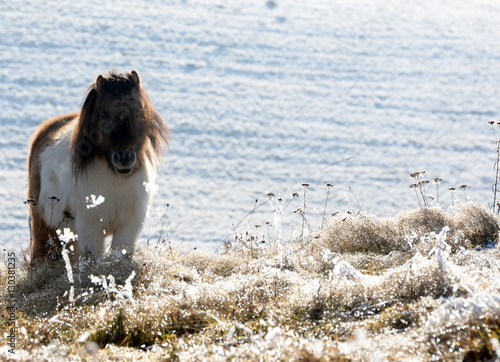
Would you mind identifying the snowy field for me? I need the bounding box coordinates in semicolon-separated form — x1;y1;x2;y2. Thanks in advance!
1;0;499;253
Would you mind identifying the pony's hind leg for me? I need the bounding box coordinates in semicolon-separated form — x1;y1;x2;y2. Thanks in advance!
30;207;59;264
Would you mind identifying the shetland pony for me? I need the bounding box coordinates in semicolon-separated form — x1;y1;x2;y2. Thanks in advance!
27;70;168;263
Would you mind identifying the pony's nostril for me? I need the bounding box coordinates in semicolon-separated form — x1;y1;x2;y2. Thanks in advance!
112;151;122;163
125;150;136;163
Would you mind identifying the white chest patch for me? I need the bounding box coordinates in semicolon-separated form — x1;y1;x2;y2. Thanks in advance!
37;124;157;256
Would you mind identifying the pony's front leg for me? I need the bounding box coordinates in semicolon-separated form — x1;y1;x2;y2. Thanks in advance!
110;218;143;256
75;216;106;258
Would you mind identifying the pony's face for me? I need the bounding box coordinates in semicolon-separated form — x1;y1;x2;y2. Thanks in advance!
73;70;167;176
94;71;147;175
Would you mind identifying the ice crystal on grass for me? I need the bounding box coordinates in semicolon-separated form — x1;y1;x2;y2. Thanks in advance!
90;271;136;301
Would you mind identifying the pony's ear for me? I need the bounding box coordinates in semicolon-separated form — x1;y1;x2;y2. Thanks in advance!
95;75;106;91
128;70;141;86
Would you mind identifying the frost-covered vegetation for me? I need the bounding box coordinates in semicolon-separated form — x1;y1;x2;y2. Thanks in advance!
1;202;499;361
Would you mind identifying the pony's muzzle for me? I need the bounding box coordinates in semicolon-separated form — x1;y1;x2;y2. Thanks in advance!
112;149;136;174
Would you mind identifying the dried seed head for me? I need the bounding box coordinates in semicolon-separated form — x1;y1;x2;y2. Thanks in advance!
267;192;275;197
410;184;418;189
489;119;495;125
433;177;443;184
293;207;303;214
418;180;430;186
459;184;469;189
410;172;421;179
449;187;456;191
292;193;299;198
301;183;310;188
326;183;334;188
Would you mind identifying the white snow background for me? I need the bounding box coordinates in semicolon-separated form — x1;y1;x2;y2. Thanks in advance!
1;0;499;253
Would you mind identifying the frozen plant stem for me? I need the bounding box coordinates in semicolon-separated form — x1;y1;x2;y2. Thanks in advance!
62;244;74;303
266;221;272;244
419;181;430;207
449;187;456;208
349;186;362;211
48;195;60;227
254;225;261;243
410;184;421;208
410;171;429;208
244;199;259;232
322;183;334;229
433;178;442;205
459;184;470;202
301;183;309;241
270;195;283;244
490;120;500;213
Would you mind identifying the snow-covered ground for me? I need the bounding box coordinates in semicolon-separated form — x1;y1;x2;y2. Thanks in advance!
1;0;499;253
